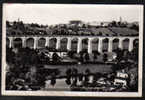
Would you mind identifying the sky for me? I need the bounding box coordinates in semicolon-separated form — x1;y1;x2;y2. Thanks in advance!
4;4;143;25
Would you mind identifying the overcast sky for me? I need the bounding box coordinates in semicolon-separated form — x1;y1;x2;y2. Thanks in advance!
4;4;143;25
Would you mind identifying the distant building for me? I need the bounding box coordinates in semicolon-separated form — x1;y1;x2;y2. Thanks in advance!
101;22;110;27
114;70;128;86
69;20;84;27
87;21;101;27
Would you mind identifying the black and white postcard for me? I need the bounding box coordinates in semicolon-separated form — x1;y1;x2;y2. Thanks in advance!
1;4;143;97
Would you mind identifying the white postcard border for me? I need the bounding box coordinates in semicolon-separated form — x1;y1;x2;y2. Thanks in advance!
1;4;144;97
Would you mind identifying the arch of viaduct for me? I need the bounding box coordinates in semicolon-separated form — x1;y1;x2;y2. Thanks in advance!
7;36;139;53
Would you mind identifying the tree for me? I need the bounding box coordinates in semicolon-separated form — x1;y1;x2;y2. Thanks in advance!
130;46;138;62
115;48;124;62
6;21;11;27
84;53;90;62
130;24;139;31
128;67;138;91
18;21;25;32
79;51;84;63
52;52;61;63
6;47;15;64
68;51;75;58
103;53;108;62
98;32;102;36
50;72;56;86
111;21;117;27
93;51;100;62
